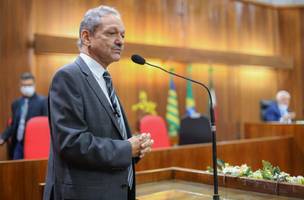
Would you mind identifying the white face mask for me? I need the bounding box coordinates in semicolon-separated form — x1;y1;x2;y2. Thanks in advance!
20;86;35;97
278;104;288;111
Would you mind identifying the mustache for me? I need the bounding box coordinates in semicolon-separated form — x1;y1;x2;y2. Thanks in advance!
112;44;123;50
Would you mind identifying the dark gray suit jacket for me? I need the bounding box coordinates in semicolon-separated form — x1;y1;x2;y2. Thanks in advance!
44;57;135;200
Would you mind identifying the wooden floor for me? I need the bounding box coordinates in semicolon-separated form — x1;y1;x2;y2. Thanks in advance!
137;180;303;200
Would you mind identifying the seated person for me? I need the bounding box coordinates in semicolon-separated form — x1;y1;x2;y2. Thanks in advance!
263;90;295;123
0;72;47;159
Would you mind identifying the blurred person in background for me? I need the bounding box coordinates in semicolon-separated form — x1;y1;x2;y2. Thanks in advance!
263;90;295;123
0;72;47;159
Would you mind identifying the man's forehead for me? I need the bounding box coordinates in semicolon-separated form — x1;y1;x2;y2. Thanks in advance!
21;79;34;84
99;15;125;30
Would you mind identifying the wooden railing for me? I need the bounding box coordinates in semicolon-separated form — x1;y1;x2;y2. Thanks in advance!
0;136;295;200
244;122;304;175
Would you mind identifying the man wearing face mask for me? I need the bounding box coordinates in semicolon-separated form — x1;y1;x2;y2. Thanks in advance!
263;90;296;123
0;72;47;159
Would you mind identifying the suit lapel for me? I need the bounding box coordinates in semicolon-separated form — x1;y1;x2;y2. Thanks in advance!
75;57;124;139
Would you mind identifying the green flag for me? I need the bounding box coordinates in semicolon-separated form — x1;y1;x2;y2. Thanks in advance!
166;70;180;136
186;64;196;116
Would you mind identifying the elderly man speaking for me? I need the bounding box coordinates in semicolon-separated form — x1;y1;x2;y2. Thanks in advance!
44;6;153;200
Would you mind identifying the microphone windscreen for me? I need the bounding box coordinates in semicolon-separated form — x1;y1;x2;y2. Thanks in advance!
131;54;146;65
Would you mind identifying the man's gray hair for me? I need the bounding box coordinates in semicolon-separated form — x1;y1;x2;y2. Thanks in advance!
276;90;290;101
77;5;120;48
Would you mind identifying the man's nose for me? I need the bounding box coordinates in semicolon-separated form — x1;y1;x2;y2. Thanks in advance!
115;35;124;46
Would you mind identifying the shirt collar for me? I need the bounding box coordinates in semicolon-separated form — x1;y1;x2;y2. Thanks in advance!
80;53;106;79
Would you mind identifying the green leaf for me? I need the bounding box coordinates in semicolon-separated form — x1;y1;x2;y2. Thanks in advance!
243;167;252;177
272;166;281;176
262;160;273;171
262;170;273;180
206;166;213;173
217;159;225;170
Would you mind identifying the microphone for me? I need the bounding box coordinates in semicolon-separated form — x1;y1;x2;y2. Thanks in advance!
131;54;213;112
131;54;146;65
131;54;220;200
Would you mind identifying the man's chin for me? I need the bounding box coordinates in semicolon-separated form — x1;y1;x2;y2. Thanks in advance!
112;54;121;61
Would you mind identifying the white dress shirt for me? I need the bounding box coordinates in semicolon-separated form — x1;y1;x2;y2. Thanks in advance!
79;53;112;105
79;53;126;123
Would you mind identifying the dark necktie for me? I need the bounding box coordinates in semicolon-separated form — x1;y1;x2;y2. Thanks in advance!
103;71;121;118
102;71;133;187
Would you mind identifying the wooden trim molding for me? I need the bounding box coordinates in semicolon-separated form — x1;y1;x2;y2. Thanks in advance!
33;34;293;69
235;0;304;9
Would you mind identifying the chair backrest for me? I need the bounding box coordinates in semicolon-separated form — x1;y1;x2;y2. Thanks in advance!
7;117;12;126
24;116;50;159
179;115;212;145
139;115;170;149
260;100;275;121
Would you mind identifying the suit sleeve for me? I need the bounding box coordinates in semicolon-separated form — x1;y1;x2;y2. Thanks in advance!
1;102;17;141
264;106;279;121
1;123;13;141
49;69;132;170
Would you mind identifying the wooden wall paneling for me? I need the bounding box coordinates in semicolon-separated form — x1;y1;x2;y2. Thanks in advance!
224;67;242;139
34;54;76;96
278;9;304;119
2;0;303;161
33;34;294;140
32;0;103;37
30;0;289;142
0;0;33;160
238;66;278;135
34;34;293;68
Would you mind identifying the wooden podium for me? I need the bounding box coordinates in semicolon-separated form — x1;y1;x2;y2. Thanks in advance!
0;132;303;200
244;122;304;175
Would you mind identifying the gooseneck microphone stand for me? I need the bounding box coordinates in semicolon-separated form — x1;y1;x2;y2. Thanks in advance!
131;55;220;200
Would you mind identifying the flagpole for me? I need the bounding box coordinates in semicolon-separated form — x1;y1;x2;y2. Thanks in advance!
208;64;220;200
209;101;220;200
145;62;220;200
131;54;220;199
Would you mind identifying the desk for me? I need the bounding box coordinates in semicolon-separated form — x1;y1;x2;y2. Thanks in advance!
244;123;304;175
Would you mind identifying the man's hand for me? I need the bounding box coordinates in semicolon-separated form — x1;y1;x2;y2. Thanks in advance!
127;135;142;157
0;138;4;145
138;133;154;158
282;112;296;122
289;112;296;119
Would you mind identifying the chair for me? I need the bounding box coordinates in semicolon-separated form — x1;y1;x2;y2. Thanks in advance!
179;115;212;145
7;117;12;126
260;100;274;121
24;116;50;159
139;115;170;149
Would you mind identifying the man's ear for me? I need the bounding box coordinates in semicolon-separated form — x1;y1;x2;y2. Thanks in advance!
80;29;91;47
